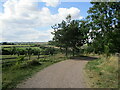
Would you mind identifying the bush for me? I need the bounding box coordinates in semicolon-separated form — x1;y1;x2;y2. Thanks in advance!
2;49;11;55
2;62;15;67
27;60;41;66
19;49;27;55
33;49;41;55
42;47;56;55
17;56;25;61
12;60;41;69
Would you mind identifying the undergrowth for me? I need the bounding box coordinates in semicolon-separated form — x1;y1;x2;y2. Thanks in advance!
85;55;119;88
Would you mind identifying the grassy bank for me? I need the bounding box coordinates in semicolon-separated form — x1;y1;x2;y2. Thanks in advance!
2;53;67;89
85;55;119;88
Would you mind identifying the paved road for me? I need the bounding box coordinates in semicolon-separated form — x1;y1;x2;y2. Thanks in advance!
17;56;96;88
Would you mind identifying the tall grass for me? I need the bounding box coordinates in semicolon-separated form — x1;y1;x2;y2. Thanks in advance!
85;55;119;88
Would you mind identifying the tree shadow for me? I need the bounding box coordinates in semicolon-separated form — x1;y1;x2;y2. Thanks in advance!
69;55;99;61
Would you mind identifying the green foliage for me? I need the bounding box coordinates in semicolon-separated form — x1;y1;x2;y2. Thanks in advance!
26;48;33;60
17;56;25;61
84;45;94;54
10;46;17;55
87;2;120;54
2;48;11;55
104;45;110;56
41;47;56;56
51;15;89;56
27;60;41;66
2;46;27;55
33;48;41;59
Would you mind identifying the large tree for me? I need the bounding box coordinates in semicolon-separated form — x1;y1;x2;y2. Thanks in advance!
87;2;120;54
51;15;89;56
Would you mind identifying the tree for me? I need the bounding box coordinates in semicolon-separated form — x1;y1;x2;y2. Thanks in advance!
87;2;120;54
52;20;69;56
10;46;17;55
26;48;33;60
19;49;26;55
16;48;20;56
33;49;41;59
69;20;90;56
51;15;89;56
2;48;10;55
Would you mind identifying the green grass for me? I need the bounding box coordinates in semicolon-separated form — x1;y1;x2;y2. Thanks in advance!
85;55;118;88
3;62;52;89
2;53;67;89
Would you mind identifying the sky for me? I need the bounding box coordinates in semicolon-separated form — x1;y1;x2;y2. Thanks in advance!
0;0;92;42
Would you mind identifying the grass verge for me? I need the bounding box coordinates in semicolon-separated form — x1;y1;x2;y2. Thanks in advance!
2;53;67;90
85;55;119;88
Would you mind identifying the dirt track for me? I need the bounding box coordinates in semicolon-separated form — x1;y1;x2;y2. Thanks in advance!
17;56;96;88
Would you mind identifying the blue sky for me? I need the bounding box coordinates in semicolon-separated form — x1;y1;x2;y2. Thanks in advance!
36;2;92;32
0;0;92;42
38;2;92;17
0;2;4;13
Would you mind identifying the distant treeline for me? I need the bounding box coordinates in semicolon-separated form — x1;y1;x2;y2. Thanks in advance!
0;42;47;45
1;42;15;45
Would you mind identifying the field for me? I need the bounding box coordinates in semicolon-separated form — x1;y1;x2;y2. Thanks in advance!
1;44;68;89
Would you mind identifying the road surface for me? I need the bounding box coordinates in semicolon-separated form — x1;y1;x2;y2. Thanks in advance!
17;56;96;88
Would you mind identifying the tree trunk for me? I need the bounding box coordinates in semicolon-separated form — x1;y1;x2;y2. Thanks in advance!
38;54;39;59
72;48;75;57
65;47;68;57
38;54;40;59
28;55;31;60
17;53;20;56
60;47;63;53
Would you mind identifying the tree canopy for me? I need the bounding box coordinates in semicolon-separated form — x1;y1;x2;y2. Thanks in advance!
87;2;120;54
51;2;120;56
51;15;89;56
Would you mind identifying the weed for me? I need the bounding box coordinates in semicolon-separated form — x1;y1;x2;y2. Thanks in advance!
85;55;118;88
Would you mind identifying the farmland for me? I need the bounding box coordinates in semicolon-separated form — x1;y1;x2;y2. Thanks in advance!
1;43;68;89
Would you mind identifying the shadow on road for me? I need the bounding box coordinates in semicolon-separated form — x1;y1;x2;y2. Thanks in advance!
70;55;99;61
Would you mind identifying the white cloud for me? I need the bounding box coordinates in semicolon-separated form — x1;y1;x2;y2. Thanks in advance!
0;0;83;42
41;0;60;7
57;7;82;20
2;27;53;42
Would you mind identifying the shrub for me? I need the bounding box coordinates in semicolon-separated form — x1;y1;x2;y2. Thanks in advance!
27;60;41;66
12;60;41;69
2;49;11;55
17;56;25;61
43;47;56;55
